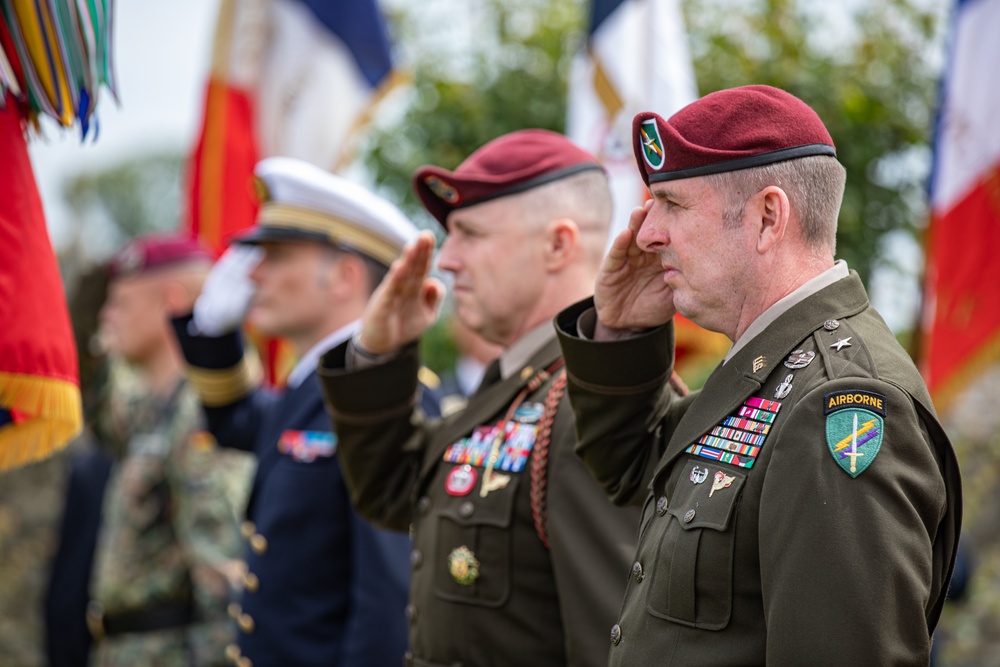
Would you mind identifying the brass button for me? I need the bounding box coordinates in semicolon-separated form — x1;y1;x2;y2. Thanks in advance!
240;521;255;539
417;496;431;514
405;603;418;623
631;561;644;583
236;657;252;667
225;644;240;662
238;612;255;634
227;602;241;619
520;366;534;380
244;571;259;593
410;549;423;568
250;533;268;555
611;623;622;645
683;509;696;523
458;501;475;518
656;496;669;516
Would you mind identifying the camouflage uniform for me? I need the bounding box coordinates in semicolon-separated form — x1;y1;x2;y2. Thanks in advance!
90;377;251;667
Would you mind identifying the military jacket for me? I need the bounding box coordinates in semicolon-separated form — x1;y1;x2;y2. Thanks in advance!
172;314;421;667
555;273;962;666
318;331;641;667
90;380;245;667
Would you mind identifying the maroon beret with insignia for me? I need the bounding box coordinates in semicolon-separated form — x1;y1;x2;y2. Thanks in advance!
413;129;604;227
633;85;836;186
107;234;213;280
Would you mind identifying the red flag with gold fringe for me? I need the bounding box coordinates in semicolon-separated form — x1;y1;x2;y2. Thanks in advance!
0;93;82;470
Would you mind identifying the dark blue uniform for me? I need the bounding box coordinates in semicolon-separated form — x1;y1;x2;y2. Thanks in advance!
172;315;437;667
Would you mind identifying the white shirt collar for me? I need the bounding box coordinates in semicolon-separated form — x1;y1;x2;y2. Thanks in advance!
723;260;849;364
287;320;361;388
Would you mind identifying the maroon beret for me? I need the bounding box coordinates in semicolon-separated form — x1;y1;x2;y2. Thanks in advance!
107;234;213;280
413;129;604;227
633;85;836;186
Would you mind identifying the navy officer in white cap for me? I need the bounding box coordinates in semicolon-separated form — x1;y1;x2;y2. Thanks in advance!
171;157;441;667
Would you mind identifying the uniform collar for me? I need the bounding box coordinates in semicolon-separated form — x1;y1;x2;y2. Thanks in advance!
724;260;849;364
499;321;556;380
288;320;361;388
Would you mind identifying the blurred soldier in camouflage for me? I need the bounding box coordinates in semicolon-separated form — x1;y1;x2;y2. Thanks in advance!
88;235;250;667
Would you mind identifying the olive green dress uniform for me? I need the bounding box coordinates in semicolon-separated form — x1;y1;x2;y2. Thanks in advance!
318;324;641;667
555;271;962;666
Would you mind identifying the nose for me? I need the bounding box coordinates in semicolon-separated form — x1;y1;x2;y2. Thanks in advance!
635;205;668;253
436;234;461;275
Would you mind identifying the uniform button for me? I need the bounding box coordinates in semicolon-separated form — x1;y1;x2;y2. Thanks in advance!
824;319;840;331
458;501;475;518
404;651;414;667
250;533;268;555
405;603;418;623
410;549;423;568
227;602;241;619
244;571;259;593
417;496;431;514
225;643;240;662
656;496;669;516
611;623;622;645
631;561;644;583
236;657;252;667
240;521;255;539
683;509;696;523
238;612;255;634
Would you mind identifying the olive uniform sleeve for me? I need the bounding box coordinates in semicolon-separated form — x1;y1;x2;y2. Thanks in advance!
318;340;433;532
758;377;947;665
556;299;695;506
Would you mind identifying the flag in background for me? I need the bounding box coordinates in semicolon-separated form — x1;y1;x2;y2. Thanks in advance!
0;2;116;469
186;0;399;384
921;0;1000;412
185;0;398;254
567;0;729;383
0;93;82;470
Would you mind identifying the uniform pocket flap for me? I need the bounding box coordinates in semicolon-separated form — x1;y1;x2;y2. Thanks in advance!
666;459;746;532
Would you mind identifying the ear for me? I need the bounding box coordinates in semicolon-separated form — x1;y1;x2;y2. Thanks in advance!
543;218;580;272
753;186;790;255
329;253;367;298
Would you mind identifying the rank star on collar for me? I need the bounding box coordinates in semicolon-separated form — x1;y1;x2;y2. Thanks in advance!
831;337;852;351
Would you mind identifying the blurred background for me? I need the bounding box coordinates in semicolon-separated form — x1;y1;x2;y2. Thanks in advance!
2;0;998;664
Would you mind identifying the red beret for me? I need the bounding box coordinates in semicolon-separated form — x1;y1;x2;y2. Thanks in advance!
413;129;604;227
633;85;836;186
107;234;213;280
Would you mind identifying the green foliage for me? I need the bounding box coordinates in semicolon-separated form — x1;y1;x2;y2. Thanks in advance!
367;0;582;223
62;151;185;242
683;0;942;283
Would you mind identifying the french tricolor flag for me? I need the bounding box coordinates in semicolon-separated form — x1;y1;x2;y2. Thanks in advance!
922;0;1000;411
566;0;697;243
185;0;397;254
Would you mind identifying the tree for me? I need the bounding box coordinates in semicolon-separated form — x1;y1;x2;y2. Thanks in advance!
367;0;944;288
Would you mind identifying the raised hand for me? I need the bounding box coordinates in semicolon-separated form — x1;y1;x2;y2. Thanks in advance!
593;200;676;337
357;231;446;355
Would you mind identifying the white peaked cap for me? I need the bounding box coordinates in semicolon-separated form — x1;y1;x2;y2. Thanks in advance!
234;156;419;266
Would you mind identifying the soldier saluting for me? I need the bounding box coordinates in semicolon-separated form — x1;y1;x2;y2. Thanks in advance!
555;85;962;665
319;129;642;667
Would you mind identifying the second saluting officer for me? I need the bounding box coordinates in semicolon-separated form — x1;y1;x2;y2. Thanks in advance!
318;130;642;667
172;158;440;667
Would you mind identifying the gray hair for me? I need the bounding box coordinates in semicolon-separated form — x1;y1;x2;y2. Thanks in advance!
704;156;846;254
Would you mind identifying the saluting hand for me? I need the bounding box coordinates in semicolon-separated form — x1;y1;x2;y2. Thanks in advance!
357;231;446;355
593;200;676;337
